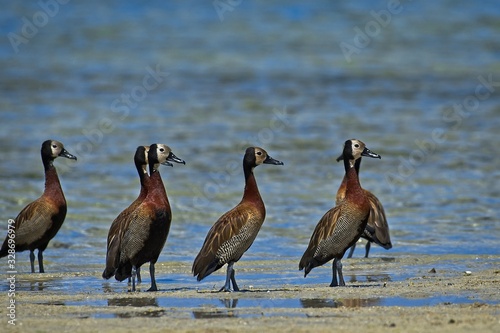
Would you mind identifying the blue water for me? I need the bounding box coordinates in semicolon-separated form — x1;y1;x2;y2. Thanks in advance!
65;295;495;310
0;0;499;287
53;294;499;319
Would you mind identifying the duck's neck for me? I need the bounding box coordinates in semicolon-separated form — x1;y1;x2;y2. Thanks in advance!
43;160;64;200
137;164;149;200
337;158;362;203
336;175;347;204
343;157;364;200
149;166;169;206
353;157;361;175
242;165;264;208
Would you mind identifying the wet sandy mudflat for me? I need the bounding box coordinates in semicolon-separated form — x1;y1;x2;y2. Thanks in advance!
2;254;499;333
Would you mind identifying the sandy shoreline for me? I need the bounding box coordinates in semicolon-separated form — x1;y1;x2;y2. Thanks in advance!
2;256;499;332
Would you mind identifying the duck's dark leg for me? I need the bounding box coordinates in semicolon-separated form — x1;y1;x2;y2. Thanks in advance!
337;259;345;286
137;266;142;284
330;259;339;287
364;242;371;258
131;265;137;292
147;263;157;292
38;250;44;273
219;262;236;292
229;264;239;291
347;244;356;259
29;250;35;273
128;267;142;284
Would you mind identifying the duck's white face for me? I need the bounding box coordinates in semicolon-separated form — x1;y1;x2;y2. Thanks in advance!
50;141;65;158
249;146;284;167
155;144;173;166
49;140;77;161
150;144;185;169
336;139;381;166
344;139;381;167
349;139;366;166
254;147;269;166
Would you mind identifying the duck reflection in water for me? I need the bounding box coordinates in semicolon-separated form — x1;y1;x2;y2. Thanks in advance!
192;298;239;319
107;297;159;307
300;297;381;308
348;273;392;284
220;298;239;308
30;281;46;291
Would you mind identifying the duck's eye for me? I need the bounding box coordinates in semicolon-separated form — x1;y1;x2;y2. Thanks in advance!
256;151;262;155
52;144;57;149
354;144;360;148
159;148;165;152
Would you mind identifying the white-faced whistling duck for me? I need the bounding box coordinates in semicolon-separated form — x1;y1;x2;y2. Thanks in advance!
192;147;283;292
114;144;185;291
299;139;380;286
0;140;77;273
336;151;392;258
102;146;149;283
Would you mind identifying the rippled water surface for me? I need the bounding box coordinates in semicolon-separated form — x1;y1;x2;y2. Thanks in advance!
0;0;499;290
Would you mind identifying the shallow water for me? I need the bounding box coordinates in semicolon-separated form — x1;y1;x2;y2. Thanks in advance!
62;295;497;319
14;256;500;320
1;1;499;297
